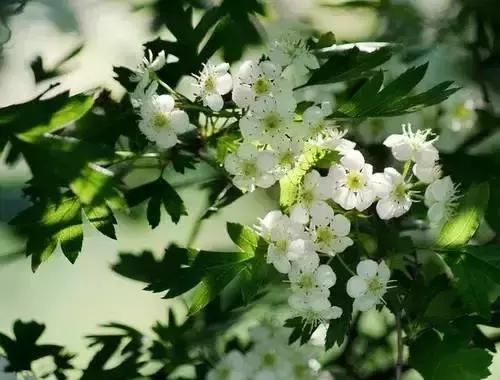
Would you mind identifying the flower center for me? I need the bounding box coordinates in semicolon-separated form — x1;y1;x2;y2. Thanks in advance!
279;151;294;167
367;277;384;295
262;352;277;367
346;171;365;190
152;112;170;130
298;273;315;290
241;161;257;177
253;77;271;96
454;103;472;120
302;189;315;204
293;363;309;378
275;239;289;253
316;226;334;245
203;75;216;93
392;182;408;201
263;113;281;132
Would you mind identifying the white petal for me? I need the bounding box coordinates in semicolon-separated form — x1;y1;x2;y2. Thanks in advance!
239;116;260;140
269;46;290;67
256;174;277;189
270;253;291;274
430;176;454;202
205;93;224;111
256;151;277;171
260;60;281;80
377;261;391;282
169;110;191;134
428;202;446;225
224;153;241;174
346;276;367;298
391;143;413;162
304;170;321;190
376;198;397;220
233;175;255;192
332;214;351;236
288;239;315;260
238;143;258;160
332;236;354;253
353;294;378;311
155;129;178;149
237;60;260;83
290;204;309;224
232;85;254;108
383;134;405;147
357;259;379;278
315;265;337;288
297;252;320;273
322;306;343;320
355;188;375;212
303;106;323;125
214;72;233;95
156;94;175;113
320;101;333;116
288;292;308;311
334;187;357;210
341;150;365;171
310;202;334;227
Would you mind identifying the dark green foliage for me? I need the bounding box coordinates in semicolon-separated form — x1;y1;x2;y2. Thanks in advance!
409;325;492;380
126;177;187;228
0;320;73;376
10;195;117;271
335;64;458;117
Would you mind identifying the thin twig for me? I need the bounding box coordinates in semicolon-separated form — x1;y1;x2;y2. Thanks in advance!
395;309;404;380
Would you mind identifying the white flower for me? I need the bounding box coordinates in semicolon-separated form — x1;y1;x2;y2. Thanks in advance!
328;150;376;212
239;96;295;144
232;60;296;111
192;63;233;111
424;176;460;227
301;103;334;140
224;143;278;192
269;34;320;74
289;292;343;323
207;350;248;380
413;163;442;184
271;137;303;178
309;203;353;256
346;260;391;311
372;168;413;220
257;210;312;273
442;98;478;132
383;124;439;167
138;94;191;149
290;170;331;224
310;128;356;155
288;253;336;295
130;49;166;83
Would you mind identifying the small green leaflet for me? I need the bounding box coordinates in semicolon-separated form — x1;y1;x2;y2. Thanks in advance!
279;147;339;211
126;177;187;228
409;329;492;380
437;182;490;248
10;196;117;271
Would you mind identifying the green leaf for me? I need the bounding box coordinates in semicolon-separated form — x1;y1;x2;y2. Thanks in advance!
279;147;339;211
306;46;392;86
335;64;458;117
437;183;490;248
0;92;93;140
226;222;266;255
445;246;500;316
10;196;117;270
127;178;187;229
409;329;492;380
188;263;246;315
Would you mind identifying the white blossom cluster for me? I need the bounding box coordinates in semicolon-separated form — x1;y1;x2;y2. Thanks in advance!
207;326;329;380
127;37;461;323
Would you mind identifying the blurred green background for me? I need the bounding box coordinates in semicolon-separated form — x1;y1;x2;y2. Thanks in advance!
1;0;499;379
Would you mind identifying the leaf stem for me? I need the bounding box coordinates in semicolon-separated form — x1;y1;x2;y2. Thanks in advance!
337;254;355;276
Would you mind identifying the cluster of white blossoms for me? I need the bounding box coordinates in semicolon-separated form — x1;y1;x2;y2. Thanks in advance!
130;50;193;149
207;326;330;380
128;38;461;324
